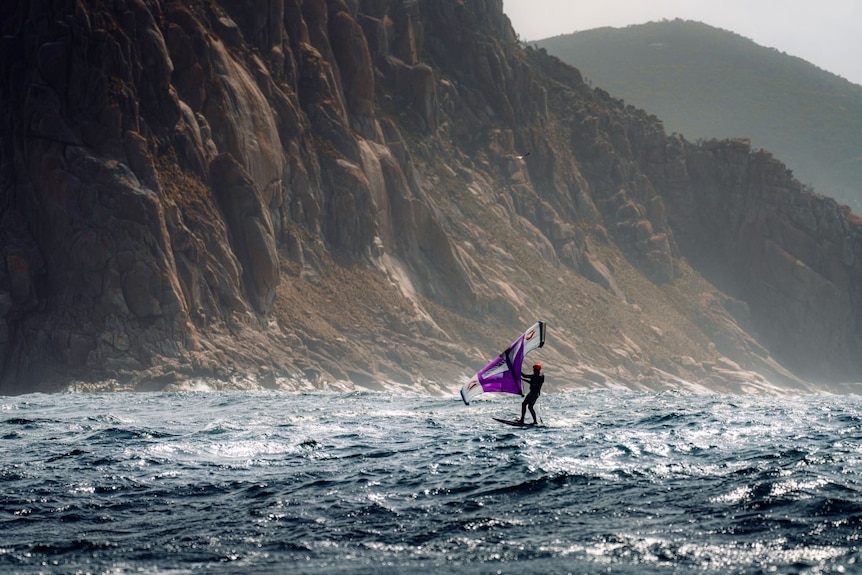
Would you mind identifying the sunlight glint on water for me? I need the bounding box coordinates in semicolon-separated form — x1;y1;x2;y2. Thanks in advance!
1;389;861;574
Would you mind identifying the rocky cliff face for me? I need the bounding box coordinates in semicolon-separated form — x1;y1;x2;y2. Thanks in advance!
0;0;860;394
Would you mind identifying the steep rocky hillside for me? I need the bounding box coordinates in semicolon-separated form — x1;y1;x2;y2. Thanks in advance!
1;0;860;395
534;20;862;211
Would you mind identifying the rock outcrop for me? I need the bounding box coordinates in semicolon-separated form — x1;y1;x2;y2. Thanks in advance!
667;140;862;383
0;0;859;394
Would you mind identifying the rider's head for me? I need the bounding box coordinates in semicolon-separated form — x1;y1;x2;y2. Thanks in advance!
533;363;542;373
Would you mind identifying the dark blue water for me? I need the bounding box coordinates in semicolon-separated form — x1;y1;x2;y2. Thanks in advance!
2;390;861;574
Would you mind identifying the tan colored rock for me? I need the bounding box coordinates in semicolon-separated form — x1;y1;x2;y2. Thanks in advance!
0;0;860;394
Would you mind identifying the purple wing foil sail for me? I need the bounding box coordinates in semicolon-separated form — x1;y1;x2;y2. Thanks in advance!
460;321;545;405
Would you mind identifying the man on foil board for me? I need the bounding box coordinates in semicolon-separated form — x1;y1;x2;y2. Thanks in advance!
518;363;545;425
460;320;546;426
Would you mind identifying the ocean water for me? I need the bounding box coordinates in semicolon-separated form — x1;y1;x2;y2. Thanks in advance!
1;389;861;575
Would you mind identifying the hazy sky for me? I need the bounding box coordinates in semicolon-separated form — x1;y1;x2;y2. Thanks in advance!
503;0;862;86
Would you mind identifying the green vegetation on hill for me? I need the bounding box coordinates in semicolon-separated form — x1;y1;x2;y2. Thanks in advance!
535;19;862;210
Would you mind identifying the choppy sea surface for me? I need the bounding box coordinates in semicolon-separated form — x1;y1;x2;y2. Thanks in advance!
2;389;862;574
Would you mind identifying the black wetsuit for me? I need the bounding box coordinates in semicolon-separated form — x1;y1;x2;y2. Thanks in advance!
519;370;544;424
523;372;544;405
